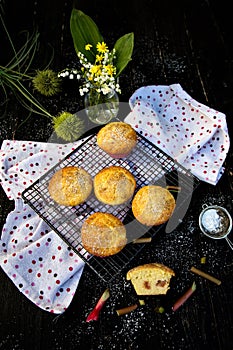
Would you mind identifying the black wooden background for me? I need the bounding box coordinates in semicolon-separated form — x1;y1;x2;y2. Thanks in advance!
0;1;233;349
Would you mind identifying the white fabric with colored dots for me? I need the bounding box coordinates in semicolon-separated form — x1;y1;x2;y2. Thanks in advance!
0;139;87;314
125;84;230;185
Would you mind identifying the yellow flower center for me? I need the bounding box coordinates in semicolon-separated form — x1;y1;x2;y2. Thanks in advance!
96;42;108;53
90;65;102;75
96;54;104;62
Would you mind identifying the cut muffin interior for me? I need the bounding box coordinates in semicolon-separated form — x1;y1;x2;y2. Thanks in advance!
126;263;175;295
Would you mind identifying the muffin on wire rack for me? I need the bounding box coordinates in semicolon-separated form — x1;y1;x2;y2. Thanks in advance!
81;212;127;257
94;165;136;205
48;166;93;206
132;185;176;226
97;121;137;158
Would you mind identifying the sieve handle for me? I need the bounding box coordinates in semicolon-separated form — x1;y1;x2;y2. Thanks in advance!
225;237;233;250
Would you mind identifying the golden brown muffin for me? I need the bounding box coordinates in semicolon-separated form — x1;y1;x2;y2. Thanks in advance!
94;166;136;205
126;263;175;295
97;121;137;158
132;185;175;226
48;166;93;206
81;212;127;257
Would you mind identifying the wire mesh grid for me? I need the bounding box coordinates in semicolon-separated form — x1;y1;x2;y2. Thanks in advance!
22;133;199;284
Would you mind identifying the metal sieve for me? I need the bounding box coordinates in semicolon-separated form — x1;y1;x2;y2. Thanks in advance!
199;204;233;250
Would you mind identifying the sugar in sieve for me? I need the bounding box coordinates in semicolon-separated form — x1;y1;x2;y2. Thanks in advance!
199;204;233;250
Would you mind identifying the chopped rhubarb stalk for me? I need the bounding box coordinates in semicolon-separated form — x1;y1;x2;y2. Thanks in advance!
116;303;138;316
133;237;152;243
86;288;110;322
166;185;181;192
155;306;165;313
190;266;221;285
200;256;206;264
172;282;196;312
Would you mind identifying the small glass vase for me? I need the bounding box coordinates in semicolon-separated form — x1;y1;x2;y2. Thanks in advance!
84;87;119;124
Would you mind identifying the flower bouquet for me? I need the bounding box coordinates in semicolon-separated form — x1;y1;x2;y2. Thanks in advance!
68;9;134;124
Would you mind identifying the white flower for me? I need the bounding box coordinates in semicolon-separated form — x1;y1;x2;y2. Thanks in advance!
101;86;111;95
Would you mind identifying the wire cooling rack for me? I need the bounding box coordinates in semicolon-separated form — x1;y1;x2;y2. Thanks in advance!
22;132;199;284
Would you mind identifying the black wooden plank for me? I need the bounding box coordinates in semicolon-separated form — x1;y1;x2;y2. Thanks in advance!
0;1;232;349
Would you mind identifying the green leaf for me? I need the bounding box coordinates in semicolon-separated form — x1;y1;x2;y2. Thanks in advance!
114;32;134;77
70;9;104;63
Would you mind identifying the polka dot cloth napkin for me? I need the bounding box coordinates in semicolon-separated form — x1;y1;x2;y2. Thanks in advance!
0;139;88;314
124;84;230;185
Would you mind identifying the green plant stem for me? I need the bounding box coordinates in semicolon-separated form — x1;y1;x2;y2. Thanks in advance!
0;11;18;65
7;32;39;72
4;76;52;118
0;66;32;80
1;13;40;74
0;10;55;121
16;110;33;129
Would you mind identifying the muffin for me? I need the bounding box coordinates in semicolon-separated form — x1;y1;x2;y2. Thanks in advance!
97;121;137;158
126;263;175;295
81;212;127;257
48;166;93;206
132;185;176;226
94;166;136;205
